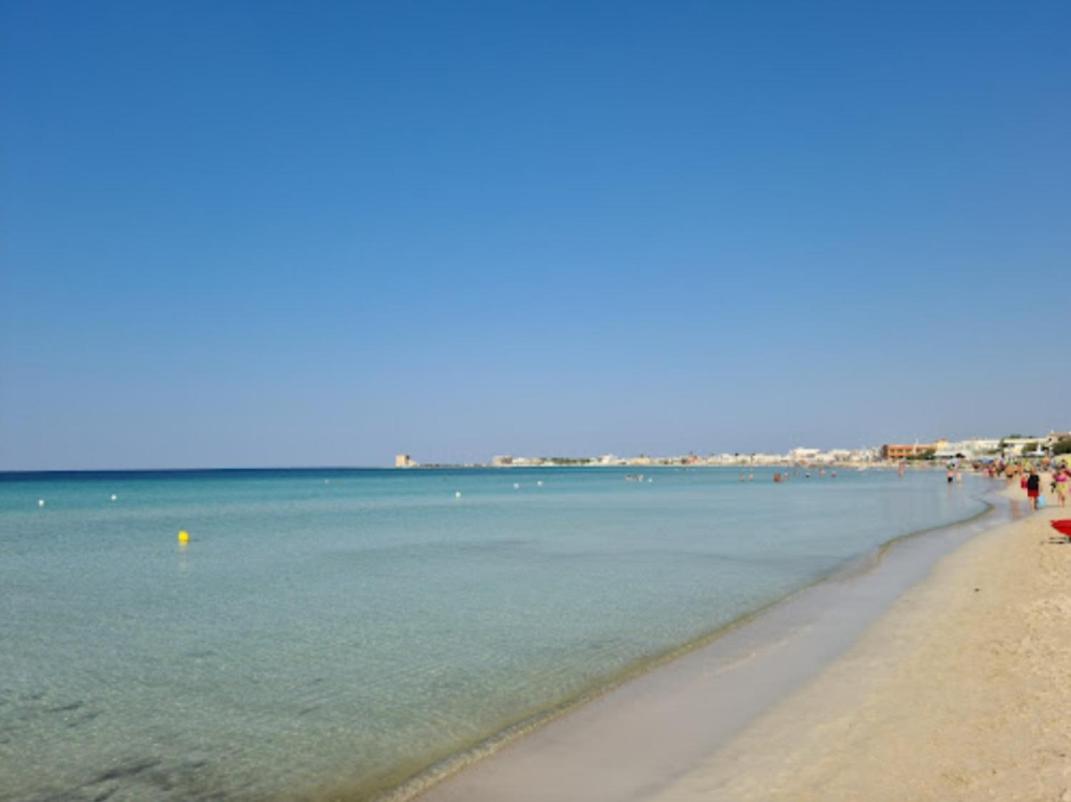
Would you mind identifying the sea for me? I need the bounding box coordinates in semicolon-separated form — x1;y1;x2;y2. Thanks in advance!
0;467;988;801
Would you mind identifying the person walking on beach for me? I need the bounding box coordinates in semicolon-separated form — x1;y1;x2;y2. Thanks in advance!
1055;465;1070;508
1025;469;1041;510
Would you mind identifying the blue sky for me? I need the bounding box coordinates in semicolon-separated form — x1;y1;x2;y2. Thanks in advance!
2;1;1069;469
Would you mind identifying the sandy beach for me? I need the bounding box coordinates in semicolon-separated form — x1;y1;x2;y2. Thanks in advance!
653;481;1071;802
413;477;1070;802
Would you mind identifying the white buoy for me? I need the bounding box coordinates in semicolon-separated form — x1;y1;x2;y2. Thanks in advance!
455;491;462;499
37;498;45;508
536;480;543;487
110;494;118;501
513;483;520;489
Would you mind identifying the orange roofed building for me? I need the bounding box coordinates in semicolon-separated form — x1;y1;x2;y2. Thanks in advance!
881;442;939;460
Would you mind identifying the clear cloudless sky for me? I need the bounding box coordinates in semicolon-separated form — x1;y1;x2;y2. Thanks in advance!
2;0;1069;469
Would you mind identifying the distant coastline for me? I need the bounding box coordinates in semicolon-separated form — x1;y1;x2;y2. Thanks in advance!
398;431;1069;471
2;431;1064;474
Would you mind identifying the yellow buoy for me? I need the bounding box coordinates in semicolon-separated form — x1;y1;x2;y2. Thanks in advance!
177;530;190;544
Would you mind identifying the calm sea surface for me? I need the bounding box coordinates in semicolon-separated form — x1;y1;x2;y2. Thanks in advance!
0;467;986;801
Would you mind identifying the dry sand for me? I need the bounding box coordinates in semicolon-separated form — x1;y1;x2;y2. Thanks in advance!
652;483;1071;802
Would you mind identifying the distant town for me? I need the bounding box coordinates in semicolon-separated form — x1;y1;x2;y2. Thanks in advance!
395;431;1071;469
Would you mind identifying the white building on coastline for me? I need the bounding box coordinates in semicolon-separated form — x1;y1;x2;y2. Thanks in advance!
484;445;884;468
933;438;1002;460
789;447;822;463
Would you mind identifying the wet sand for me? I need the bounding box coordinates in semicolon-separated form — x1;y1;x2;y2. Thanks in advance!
414;480;1034;802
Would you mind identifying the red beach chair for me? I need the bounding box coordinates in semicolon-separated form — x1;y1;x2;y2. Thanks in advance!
1050;520;1071;540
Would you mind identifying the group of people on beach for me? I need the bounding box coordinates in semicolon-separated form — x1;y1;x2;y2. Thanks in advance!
935;455;1070;511
1011;461;1070;510
732;461;1069;509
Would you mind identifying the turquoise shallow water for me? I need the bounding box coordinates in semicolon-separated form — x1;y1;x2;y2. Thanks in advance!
0;467;986;801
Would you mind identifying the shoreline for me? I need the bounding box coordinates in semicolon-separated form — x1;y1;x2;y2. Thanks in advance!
393;479;1011;802
650;479;1070;801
